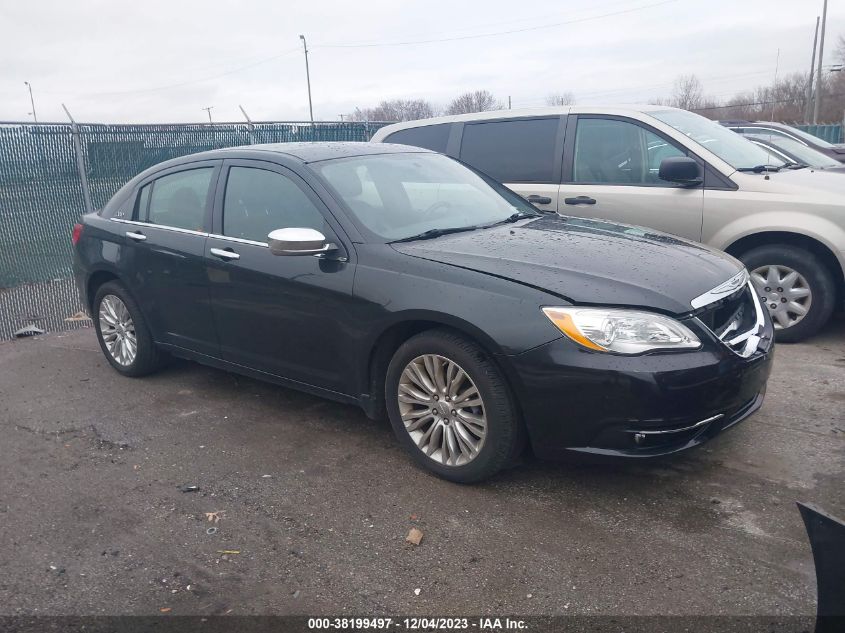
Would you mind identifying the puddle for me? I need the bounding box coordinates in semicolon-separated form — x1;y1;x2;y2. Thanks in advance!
0;277;90;340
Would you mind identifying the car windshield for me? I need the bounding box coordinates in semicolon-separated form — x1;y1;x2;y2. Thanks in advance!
651;109;778;171
313;152;538;241
746;133;841;168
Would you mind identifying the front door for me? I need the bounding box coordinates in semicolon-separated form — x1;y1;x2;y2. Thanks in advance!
205;161;356;395
560;116;704;241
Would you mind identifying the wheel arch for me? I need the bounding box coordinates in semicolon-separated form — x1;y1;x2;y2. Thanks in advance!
724;231;844;297
86;269;124;314
359;313;516;422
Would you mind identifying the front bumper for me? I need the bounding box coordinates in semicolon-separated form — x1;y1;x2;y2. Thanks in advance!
504;318;774;460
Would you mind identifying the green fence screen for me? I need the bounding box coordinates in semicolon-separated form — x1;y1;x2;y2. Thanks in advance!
795;123;844;144
0;121;389;288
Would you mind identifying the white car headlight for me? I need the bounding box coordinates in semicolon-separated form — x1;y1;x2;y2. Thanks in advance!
542;307;701;354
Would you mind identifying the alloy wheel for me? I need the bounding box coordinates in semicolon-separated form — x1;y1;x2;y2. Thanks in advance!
750;265;812;330
397;354;487;467
98;294;137;366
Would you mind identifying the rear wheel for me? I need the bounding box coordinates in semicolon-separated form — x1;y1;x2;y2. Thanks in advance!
93;281;165;376
740;244;836;343
385;329;523;483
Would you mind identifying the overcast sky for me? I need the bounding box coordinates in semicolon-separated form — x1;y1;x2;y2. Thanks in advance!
1;0;843;123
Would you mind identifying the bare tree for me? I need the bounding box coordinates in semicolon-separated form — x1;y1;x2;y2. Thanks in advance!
671;74;703;111
545;92;575;106
348;99;435;122
445;90;502;115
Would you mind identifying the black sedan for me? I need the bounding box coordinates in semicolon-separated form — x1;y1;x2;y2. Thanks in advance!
72;143;774;482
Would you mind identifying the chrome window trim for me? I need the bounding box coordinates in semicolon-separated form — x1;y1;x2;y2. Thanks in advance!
730;126;809;147
111;218;208;237
208;234;269;248
690;269;749;309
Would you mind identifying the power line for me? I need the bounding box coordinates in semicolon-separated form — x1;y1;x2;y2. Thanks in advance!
314;0;679;49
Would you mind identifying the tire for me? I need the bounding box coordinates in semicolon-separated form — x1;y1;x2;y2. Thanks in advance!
384;328;524;483
739;244;836;343
93;281;165;377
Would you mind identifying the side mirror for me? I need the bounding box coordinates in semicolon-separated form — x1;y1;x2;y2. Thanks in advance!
658;157;703;186
268;228;336;256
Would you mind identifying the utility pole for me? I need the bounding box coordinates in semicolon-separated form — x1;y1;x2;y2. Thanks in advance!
202;106;214;124
24;81;37;122
813;0;828;124
805;16;820;122
771;48;780;122
299;34;314;124
339;114;344;121
508;95;512;110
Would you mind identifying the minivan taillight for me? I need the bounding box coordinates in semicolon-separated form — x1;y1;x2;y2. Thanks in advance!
72;223;84;245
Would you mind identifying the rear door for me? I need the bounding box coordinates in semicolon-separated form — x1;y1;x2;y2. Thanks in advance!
204;160;356;394
559;115;704;241
457;117;565;213
115;161;220;356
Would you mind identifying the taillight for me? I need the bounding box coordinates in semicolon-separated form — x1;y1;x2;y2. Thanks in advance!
72;223;84;245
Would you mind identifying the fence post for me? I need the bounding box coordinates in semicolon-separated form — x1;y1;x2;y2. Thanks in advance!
62;104;94;214
239;105;256;144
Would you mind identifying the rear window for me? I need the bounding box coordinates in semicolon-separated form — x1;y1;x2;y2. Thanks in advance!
384;124;451;152
459;118;559;183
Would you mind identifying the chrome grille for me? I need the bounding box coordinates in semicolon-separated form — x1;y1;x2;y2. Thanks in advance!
696;279;766;358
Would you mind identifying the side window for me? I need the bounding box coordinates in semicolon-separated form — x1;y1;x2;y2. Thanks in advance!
223;167;325;243
385;124;451;152
573;118;685;186
459;118;559;183
133;184;151;221
147;168;213;231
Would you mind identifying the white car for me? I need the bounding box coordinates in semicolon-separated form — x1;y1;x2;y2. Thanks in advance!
372;105;845;341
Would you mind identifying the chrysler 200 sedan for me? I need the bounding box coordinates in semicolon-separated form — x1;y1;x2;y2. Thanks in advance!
73;142;774;482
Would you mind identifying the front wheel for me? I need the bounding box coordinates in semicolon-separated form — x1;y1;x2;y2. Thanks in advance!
385;329;524;483
740;244;836;343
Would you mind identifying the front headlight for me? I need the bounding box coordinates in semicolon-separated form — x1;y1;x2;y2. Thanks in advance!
542;307;701;354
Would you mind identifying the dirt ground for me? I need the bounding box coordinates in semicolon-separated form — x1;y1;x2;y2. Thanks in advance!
0;318;842;617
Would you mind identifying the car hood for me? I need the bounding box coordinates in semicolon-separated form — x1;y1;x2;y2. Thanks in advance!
391;215;743;315
737;166;845;199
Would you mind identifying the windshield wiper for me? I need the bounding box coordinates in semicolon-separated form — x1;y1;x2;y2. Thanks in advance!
786;162;809;170
737;164;782;173
390;226;480;243
490;211;542;225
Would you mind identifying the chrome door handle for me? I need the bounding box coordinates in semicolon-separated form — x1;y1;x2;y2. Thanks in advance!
210;247;240;261
126;231;147;241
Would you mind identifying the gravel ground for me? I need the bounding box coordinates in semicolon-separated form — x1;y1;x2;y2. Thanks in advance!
0;318;842;617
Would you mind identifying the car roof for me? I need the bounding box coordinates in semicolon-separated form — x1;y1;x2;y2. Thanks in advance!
371;104;685;138
164;141;432;166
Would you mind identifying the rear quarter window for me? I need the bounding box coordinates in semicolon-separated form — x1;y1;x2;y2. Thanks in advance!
384;124;451;152
459;118;559;183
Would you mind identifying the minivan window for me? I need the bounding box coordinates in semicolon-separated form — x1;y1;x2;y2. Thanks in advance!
223;167;325;243
384;124;451;153
651;109;777;170
147;168;213;231
459;118;559;183
573;118;686;185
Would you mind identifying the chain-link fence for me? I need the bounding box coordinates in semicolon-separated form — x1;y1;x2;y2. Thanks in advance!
0;121;389;288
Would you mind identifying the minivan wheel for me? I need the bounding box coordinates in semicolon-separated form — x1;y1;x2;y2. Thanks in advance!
385;329;524;483
740;244;836;343
93;281;165;377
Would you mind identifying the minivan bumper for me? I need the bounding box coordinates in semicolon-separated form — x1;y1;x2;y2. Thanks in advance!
504;327;774;460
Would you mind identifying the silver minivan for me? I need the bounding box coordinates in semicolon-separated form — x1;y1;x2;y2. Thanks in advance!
372;105;845;342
